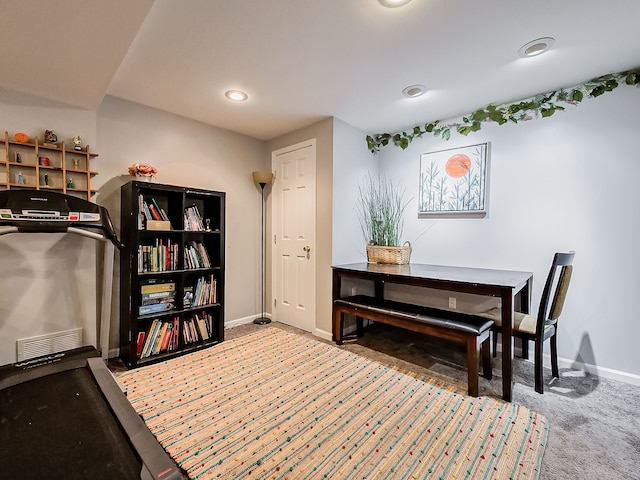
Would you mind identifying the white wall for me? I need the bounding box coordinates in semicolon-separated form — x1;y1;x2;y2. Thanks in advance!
332;118;379;265
364;86;640;383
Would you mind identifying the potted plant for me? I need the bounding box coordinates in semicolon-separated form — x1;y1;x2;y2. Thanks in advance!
356;173;411;264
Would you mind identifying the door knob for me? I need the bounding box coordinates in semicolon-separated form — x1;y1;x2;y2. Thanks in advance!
303;245;311;252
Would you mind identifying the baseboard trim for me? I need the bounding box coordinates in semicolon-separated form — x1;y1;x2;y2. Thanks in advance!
225;314;271;329
555;355;640;387
314;328;332;341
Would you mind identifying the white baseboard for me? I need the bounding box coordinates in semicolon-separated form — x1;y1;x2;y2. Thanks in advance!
314;328;332;341
225;313;269;329
506;343;640;387
555;355;640;387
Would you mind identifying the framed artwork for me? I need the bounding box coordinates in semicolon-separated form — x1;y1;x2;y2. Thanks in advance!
419;142;489;216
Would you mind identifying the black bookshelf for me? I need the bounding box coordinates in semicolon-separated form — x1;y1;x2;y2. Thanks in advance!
119;181;225;368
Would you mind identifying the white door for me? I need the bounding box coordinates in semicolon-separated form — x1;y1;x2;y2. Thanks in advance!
272;139;316;332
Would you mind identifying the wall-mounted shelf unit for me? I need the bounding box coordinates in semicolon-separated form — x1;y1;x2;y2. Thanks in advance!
119;180;225;368
1;131;98;201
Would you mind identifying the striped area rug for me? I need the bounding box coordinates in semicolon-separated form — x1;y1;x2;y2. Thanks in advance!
117;328;548;479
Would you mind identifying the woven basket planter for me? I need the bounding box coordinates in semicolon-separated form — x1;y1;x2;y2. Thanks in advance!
366;241;411;265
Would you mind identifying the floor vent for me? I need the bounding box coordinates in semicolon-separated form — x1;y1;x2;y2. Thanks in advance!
16;328;83;362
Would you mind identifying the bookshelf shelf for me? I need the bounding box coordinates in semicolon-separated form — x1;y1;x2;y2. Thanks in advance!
119;180;225;368
0;131;98;201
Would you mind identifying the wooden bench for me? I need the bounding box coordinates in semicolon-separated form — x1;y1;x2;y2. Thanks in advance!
333;295;494;397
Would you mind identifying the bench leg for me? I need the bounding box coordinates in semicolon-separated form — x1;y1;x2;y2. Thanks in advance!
333;308;345;345
481;337;492;380
466;337;479;397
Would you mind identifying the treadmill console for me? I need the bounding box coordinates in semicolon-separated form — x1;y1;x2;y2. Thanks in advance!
0;189;121;247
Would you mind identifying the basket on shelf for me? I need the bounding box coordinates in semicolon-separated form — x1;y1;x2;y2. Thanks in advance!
366;241;411;265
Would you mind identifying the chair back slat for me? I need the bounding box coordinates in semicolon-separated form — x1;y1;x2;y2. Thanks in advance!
550;265;572;320
537;251;575;334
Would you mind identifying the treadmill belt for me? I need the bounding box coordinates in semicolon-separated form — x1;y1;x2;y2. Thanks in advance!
0;367;142;480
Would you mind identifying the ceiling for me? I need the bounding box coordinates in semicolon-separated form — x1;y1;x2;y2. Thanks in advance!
2;0;639;141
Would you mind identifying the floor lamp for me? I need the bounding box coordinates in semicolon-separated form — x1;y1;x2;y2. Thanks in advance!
252;171;274;324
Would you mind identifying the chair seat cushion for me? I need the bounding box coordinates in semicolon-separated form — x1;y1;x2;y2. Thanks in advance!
477;307;537;335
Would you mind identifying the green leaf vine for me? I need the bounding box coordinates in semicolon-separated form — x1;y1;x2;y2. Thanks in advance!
366;67;640;153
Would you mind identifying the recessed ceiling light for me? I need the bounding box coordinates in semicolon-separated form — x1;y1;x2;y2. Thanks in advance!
225;90;248;101
518;37;555;57
379;0;412;7
402;84;426;98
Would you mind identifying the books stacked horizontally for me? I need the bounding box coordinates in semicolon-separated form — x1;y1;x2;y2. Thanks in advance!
139;194;172;229
184;240;211;269
139;280;176;316
137;317;179;359
183;311;214;344
184;204;205;231
138;238;179;272
190;274;217;307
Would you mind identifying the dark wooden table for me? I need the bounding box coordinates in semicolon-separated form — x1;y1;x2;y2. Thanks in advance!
331;262;533;402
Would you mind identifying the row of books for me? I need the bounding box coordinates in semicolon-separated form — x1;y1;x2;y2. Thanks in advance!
137;317;180;359
138;239;179;273
138;194;171;228
184;204;206;231
139;277;217;315
183;311;214;344
138;195;213;232
191;274;217;307
184;240;211;269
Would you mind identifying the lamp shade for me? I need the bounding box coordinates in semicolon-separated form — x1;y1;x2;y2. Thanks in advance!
252;171;274;186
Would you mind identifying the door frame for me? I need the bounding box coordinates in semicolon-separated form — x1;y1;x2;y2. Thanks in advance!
270;138;317;331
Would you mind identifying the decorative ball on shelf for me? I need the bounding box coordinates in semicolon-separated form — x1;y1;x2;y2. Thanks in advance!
44;129;58;144
14;132;29;143
72;135;83;151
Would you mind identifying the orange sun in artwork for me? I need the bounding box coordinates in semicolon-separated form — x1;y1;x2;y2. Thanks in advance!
445;154;472;178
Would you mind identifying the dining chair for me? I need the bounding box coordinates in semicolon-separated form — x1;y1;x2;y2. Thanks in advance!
483;251;575;394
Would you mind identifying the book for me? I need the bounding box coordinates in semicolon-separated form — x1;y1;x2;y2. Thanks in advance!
148;203;162;221
140;280;176;294
151;322;168;354
136;331;146;358
141;295;176;306
142;202;153;221
183;286;194;308
151;198;169;221
183;318;197;344
195;314;209;340
159;322;173;352
139;302;175;316
141;290;175;302
141;319;161;358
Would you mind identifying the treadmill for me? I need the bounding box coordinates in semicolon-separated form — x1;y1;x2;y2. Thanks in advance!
0;190;183;480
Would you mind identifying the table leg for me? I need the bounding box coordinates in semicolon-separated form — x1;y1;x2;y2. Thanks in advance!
501;290;514;402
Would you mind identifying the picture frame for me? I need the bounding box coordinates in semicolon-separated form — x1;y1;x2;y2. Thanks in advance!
418;142;489;216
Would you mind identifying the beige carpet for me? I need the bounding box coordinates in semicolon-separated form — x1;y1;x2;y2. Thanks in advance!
117;327;547;479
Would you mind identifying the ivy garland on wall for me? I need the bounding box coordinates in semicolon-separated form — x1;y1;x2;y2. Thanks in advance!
366;67;640;153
